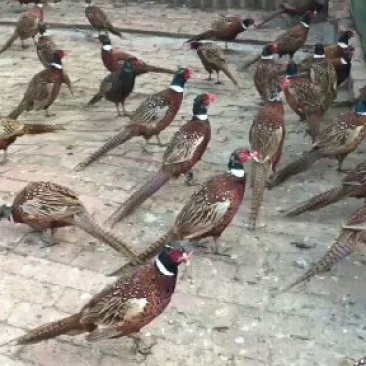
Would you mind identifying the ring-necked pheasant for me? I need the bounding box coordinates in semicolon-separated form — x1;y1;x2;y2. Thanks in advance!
87;57;142;116
36;22;56;67
74;67;193;172
0;245;192;355
188;41;239;87
8;50;72;119
279;204;366;293
109;148;257;277
0;118;64;164
267;100;366;188
85;0;122;38
330;45;354;86
325;30;354;60
282;60;326;141
285;161;366;216
106;93;216;225
0;181;138;260
98;35;175;75
255;0;324;28
0;0;44;54
249;84;286;230
254;44;282;100
186;17;255;43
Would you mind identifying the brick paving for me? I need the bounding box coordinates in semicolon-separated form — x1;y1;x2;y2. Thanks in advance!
0;1;365;365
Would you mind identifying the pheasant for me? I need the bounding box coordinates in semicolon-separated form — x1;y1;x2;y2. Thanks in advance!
267;100;366;188
248;84;286;230
325;30;354;60
106;93;216;225
356;357;366;366
255;0;324;28
279;203;366;293
98;35;175;75
330;45;354;86
0;118;64;164
8;50;72;120
281;60;326;141
87;58;142;116
74;67;193;172
109;148;257;276
188;41;239;87
0;0;43;54
85;0;122;38
36;22;57;67
0;245;191;354
253;44;282;100
285;161;366;216
186;17;255;43
0;181;138;261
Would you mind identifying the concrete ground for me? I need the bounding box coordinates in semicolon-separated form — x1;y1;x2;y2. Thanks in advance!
0;1;365;365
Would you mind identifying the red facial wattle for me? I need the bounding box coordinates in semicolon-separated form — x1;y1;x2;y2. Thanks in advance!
184;68;194;80
204;93;217;106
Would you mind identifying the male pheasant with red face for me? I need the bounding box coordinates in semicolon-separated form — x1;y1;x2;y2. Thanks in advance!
325;30;354;60
285;161;366;216
186;17;255;43
254;44;282;100
98;35;175;75
268;100;366;187
8;50;73;119
0;0;44;54
106;93;216;225
74;68;193;172
87;58;142;116
85;0;122;38
0;245;191;354
109;149;256;276
0;118;64;164
279;204;366;293
0;181;138;260
188;41;239;87
330;45;354;86
249;84;286;230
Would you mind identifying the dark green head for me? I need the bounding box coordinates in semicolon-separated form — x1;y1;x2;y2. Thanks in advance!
262;44;277;57
156;244;192;276
354;100;366;115
98;34;112;48
243;18;255;28
192;93;216;116
314;43;325;57
228;148;256;173
170;68;193;89
0;204;12;220
301;11;313;26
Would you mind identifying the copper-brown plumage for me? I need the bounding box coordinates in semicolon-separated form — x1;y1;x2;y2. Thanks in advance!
0;2;43;53
329;46;354;86
0;118;64;164
0;181;138;259
249;84;286;230
109;149;255;277
285;161;366;216
324;30;354;60
0;246;190;352
107;93;216;225
36;23;57;67
84;0;122;38
74;68;193;172
268;101;366;187
7;50;72;120
189;41;239;87
279;204;366;293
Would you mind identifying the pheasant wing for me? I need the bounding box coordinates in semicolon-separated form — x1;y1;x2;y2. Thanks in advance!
201;44;225;68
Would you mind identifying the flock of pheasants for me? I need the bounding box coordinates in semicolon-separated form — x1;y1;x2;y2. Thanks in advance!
0;0;365;363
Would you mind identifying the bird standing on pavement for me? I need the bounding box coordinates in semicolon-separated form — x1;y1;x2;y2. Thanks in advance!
188;41;240;87
106;93;216;224
0;245;191;355
84;0;122;38
74;67;193;172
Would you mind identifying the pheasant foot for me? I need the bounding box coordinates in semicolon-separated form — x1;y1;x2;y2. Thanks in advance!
130;333;157;356
40;229;58;248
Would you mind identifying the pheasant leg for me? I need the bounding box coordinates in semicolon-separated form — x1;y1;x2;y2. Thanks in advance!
214;71;223;85
185;171;199;186
129;333;157;356
45;109;56;117
206;72;212;81
40;228;58;248
122;102;132;118
212;237;231;256
0;150;8;165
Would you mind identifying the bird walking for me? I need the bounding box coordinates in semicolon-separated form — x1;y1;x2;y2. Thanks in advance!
107;93;216;225
109;148;256;277
85;0;123;38
188;41;240;87
87;57;142;116
0;245;191;355
249;84;286;230
74;67;193;172
0;181;138;260
284;161;366;216
7;50;73;120
0;118;64;164
268;100;366;188
0;0;44;54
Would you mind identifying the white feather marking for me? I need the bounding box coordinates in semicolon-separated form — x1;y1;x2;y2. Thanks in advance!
102;45;113;51
242;23;248;30
195;114;208;120
156;258;174;276
36;4;43;7
214;200;231;216
338;42;348;49
42;31;50;36
357;112;366;116
230;168;245;177
123;298;148;321
341;58;348;65
169;85;184;93
261;55;274;60
313;54;325;59
51;63;62;69
300;22;310;28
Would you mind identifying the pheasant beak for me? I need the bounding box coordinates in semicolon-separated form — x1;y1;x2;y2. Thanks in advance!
181;251;193;266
